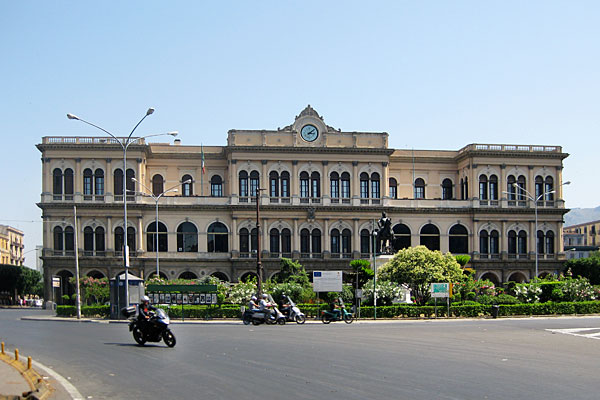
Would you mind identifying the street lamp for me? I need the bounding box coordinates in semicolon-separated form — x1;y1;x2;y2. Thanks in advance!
504;180;571;280
67;109;178;306
131;177;191;278
255;187;265;295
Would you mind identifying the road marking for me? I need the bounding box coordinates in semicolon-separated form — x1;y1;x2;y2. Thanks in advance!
30;357;84;400
546;327;600;340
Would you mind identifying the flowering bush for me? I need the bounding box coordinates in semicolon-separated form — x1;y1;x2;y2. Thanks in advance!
514;282;542;303
561;277;597;302
361;279;407;306
226;279;257;304
69;277;109;304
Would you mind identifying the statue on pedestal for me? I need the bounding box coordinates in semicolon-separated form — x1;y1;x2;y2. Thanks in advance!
376;211;393;255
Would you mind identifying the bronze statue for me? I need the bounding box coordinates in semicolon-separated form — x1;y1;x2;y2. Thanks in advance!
376;211;393;254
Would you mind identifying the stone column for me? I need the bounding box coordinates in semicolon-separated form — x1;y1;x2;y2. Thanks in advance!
292;161;299;197
75;158;82;201
353;218;360;256
501;220;507;260
137;216;143;252
352;161;359;198
105;158;112;201
323;219;330;257
382;162;389;198
262;217;269;257
322;161;329;198
107;217;113;252
261;160;268;195
293;218;299;257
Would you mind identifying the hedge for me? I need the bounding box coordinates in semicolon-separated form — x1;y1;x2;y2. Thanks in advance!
56;305;110;317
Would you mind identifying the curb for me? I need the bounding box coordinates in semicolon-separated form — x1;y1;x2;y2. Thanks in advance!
0;346;52;400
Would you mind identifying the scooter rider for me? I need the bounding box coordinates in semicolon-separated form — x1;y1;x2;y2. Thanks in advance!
259;293;275;317
279;294;291;317
248;296;260;312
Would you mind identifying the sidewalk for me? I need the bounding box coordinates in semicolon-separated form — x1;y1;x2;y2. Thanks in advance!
0;349;77;400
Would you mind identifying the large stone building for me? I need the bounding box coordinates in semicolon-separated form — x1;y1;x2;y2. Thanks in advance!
38;106;569;299
563;220;600;259
0;225;25;266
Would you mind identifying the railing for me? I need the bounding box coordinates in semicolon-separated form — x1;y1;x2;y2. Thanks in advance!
43;136;145;145
458;143;562;154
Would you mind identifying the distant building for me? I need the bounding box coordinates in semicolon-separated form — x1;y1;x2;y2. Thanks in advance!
0;225;25;266
563;221;600;259
37;105;570;300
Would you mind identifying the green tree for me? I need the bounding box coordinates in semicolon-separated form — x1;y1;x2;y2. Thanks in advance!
564;254;600;285
350;259;373;288
379;246;464;305
273;258;311;287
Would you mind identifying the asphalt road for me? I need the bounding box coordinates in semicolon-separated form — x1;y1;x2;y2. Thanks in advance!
1;308;600;400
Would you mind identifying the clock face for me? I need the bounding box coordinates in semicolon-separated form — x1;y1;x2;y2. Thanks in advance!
301;124;319;142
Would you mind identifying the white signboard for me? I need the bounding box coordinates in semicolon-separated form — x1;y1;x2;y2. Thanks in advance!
313;271;343;292
430;283;450;298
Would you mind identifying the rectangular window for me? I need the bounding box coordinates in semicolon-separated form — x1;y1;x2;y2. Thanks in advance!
341;180;350;198
371;180;380;199
390;186;397;199
360;180;369;198
240;179;248;197
331;180;339;198
281;179;289;197
300;179;309;198
95;176;104;195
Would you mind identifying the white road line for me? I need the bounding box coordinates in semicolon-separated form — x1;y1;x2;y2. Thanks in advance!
30;358;84;400
546;328;600;340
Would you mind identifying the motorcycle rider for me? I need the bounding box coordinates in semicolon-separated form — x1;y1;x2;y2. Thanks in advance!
259;293;275;318
279;294;291;318
330;297;342;320
138;295;157;332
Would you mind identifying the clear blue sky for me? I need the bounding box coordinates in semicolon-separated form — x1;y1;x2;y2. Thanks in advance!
1;1;598;268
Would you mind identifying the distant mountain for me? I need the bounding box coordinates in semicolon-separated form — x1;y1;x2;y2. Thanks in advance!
564;206;600;227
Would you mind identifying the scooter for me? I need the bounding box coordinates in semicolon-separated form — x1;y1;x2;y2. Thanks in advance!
321;306;354;324
280;295;306;324
242;294;286;325
123;306;177;347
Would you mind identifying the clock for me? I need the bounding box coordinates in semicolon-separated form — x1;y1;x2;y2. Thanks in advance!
301;124;319;142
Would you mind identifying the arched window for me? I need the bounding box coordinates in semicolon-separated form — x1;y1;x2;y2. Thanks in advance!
537;230;545;254
126;169;135;196
95;227;105;253
281;228;291;256
507;175;517;202
239;228;250;257
211;272;229;282
360;229;371;255
442;179;453;200
53;169;63;196
371;173;380;199
280;171;290;198
210;175;223;197
152;174;164;196
414;178;425;199
250;228;258;256
389;178;398;199
330;172;340;199
269;171;279;197
360;172;369;198
449;224;468;254
545;177;554;201
489;175;498;201
179;271;198;280
300;172;310;198
479;230;489;255
311;172;320;198
393;224;411;251
239;171;248;197
83;169;93;196
331;229;340;256
62;168;73;198
490;230;499;255
311;229;322;255
249;170;259;197
94;169;104;196
181;175;193;196
341;228;352;257
545;231;555;254
341;172;351;199
270;228;280;256
479;175;488;200
64;227;74;252
516;175;527;203
53;226;63;251
518;230;527;255
83;227;94;255
177;222;198;252
508;230;517;255
208;222;228;253
420;224;439;251
114;169;123;195
147;222;168;252
115;227;136;255
300;228;310;256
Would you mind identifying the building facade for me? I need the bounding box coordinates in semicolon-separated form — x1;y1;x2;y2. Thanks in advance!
563;221;600;259
38;106;569;299
0;225;25;266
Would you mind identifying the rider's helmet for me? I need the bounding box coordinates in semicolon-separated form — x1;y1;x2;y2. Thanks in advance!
251;296;257;301
261;293;268;299
141;295;150;304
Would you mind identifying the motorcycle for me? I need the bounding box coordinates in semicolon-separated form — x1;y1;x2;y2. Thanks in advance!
123;306;177;347
242;294;286;326
321;306;354;324
280;295;306;324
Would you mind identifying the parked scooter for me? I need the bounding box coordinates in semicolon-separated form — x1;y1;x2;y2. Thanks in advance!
280;295;306;324
242;294;286;325
122;306;177;347
321;304;354;324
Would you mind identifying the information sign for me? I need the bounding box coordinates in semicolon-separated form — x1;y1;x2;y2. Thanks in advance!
313;271;343;292
430;283;450;298
52;277;61;288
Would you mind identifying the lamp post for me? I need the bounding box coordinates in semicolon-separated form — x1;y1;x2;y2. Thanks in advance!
255;187;265;295
131;178;191;278
67;109;178;306
372;220;377;320
504;181;570;280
